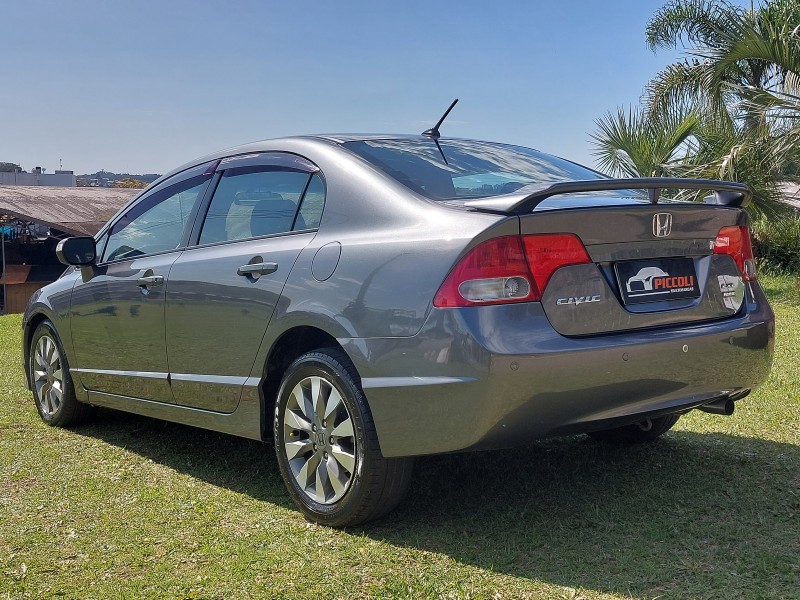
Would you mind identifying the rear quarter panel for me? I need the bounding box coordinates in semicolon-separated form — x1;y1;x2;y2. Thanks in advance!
255;138;508;341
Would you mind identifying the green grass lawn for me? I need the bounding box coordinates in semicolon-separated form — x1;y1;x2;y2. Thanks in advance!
2;276;799;599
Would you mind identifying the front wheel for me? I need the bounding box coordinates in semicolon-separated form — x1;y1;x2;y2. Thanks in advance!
587;414;680;443
274;348;413;527
29;320;95;427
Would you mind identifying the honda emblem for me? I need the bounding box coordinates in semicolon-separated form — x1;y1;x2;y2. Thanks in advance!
653;213;673;238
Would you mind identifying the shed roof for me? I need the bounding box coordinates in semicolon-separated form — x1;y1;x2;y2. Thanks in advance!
0;185;139;236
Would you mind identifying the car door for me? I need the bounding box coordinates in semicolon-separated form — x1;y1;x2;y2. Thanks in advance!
165;153;325;412
69;164;213;402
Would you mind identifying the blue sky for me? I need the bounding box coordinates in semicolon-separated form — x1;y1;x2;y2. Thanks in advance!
0;1;727;175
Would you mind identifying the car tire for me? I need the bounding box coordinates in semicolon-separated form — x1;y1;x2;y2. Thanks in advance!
587;414;680;443
274;348;413;527
29;320;96;427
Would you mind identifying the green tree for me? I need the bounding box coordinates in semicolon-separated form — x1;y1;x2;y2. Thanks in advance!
646;1;800;120
0;162;21;172
115;178;148;189
591;106;698;178
592;0;800;215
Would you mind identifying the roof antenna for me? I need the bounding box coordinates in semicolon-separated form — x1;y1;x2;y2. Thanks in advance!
422;98;458;139
422;99;458;165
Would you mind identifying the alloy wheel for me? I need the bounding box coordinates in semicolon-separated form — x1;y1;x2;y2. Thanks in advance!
32;335;64;417
282;375;356;504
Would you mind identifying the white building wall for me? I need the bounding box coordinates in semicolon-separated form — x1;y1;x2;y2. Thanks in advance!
0;172;76;187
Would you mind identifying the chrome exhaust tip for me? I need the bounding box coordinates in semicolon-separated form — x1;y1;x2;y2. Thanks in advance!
698;397;735;416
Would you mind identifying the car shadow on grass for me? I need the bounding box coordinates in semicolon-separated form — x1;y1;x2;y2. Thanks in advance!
366;432;800;598
74;410;799;598
73;408;294;510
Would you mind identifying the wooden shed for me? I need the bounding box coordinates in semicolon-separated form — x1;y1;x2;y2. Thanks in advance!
0;263;69;314
1;185;138;314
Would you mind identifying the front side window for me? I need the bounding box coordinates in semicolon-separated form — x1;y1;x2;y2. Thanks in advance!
102;173;210;262
199;169;321;245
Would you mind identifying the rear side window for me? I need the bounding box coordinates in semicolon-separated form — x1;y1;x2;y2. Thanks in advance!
298;174;325;229
199;169;323;245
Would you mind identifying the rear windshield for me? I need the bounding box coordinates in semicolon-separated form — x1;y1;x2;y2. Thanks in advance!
342;138;607;200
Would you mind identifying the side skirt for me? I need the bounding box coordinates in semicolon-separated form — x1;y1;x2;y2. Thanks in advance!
85;388;263;441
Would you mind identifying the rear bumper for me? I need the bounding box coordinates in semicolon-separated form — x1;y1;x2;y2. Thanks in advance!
341;283;774;458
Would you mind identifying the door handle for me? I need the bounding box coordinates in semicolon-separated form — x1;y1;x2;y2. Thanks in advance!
137;275;164;287
237;262;278;277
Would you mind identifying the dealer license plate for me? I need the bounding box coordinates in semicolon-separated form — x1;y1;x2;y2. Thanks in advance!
615;258;701;305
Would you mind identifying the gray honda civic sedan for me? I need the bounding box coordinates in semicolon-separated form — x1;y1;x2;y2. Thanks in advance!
23;132;774;526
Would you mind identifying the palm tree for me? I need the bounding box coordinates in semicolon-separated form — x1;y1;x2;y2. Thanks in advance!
677;115;789;213
709;3;800;169
645;0;800;126
591;107;698;178
646;0;748;121
592;0;800;214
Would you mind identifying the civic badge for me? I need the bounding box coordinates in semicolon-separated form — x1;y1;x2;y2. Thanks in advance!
653;213;673;238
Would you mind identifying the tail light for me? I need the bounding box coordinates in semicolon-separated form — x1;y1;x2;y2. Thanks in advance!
433;234;591;308
522;234;592;292
713;226;757;281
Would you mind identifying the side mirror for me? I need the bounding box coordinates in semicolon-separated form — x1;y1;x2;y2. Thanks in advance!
56;237;97;266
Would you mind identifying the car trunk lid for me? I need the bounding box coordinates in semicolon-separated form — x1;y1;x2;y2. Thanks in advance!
518;202;751;336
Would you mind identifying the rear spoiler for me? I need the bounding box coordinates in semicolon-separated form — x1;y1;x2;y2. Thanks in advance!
462;177;752;214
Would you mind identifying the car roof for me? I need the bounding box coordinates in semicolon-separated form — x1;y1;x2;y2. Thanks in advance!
179;133;443;168
307;133;436;143
154;134;518;183
141;134;554;204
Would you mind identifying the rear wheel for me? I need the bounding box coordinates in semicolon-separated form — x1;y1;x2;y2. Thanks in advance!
29;320;95;427
274;348;413;527
587;414;680;443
